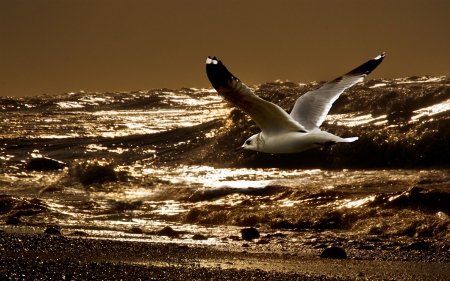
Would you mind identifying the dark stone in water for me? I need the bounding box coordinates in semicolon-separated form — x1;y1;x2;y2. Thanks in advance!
79;165;118;186
406;241;430;251
241;227;260;241
25;157;66;171
44;227;61;235
129;227;143;234
320;246;347;259
157;226;179;237
5;217;21;225
192;234;207;240
69;161;119;186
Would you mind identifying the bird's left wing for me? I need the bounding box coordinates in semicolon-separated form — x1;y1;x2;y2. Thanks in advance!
290;52;385;131
206;57;305;135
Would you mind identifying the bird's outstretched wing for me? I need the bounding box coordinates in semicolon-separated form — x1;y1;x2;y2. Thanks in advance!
289;53;385;131
206;57;305;135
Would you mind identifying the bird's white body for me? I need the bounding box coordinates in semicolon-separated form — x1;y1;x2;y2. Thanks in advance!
252;130;357;154
206;53;385;154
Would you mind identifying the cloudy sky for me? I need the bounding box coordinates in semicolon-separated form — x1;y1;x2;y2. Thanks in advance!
1;0;449;96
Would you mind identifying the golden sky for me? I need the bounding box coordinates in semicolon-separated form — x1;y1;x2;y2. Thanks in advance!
1;0;449;96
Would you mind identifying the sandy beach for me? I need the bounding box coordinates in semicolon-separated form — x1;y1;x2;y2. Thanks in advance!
1;230;449;280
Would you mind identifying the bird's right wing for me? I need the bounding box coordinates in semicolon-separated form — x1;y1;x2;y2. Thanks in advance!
290;53;385;131
206;57;305;135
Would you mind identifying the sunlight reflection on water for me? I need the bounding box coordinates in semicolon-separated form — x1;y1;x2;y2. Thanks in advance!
138;165;324;188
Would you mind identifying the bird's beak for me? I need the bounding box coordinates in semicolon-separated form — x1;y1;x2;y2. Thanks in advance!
235;146;244;152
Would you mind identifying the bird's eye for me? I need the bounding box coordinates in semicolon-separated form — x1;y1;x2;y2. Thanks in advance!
246;140;251;145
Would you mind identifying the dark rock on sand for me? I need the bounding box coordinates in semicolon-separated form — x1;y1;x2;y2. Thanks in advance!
406;241;430;251
241;227;260;241
44;227;61;235
320;246;347;259
5;217;21;225
26;157;66;171
157;226;179;237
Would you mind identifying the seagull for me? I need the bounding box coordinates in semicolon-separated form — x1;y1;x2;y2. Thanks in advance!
206;53;385;154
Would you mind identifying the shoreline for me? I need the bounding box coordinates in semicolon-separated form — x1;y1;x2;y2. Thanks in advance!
1;231;449;280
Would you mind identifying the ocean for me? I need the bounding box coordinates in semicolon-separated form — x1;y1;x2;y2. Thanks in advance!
1;76;450;249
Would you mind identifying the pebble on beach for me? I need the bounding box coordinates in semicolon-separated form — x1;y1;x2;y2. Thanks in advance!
320;246;347;259
44;227;62;235
241;227;260;241
406;241;430;251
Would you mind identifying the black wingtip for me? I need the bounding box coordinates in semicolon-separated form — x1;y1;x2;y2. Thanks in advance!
206;56;238;88
374;52;386;62
346;52;386;77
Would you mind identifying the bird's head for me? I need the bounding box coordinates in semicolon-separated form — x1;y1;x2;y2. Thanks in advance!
235;134;258;152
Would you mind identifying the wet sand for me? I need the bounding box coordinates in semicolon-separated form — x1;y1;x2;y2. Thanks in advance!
1;232;449;280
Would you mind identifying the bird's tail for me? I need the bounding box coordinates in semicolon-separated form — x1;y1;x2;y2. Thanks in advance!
341;137;358;142
310;129;358;143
